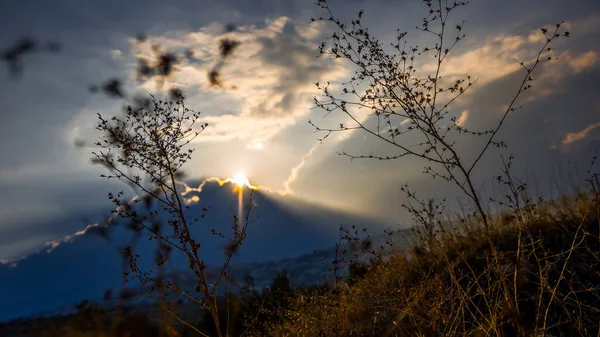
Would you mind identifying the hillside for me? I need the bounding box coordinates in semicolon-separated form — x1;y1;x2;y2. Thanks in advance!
263;193;600;336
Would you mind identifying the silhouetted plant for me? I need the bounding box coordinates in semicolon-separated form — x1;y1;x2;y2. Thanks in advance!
1;37;60;78
257;1;600;336
89;26;241;102
93;93;255;337
310;0;568;232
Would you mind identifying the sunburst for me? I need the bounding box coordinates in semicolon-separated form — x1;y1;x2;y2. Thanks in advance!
233;173;250;188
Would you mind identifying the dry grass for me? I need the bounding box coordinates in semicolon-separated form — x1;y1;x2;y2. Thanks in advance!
262;192;600;337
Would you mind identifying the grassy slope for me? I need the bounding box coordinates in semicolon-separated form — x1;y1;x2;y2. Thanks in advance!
264;193;600;337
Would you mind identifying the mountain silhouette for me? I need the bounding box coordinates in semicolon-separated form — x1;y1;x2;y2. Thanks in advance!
0;179;391;321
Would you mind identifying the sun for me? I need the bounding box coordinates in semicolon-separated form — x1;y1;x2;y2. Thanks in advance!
233;173;249;188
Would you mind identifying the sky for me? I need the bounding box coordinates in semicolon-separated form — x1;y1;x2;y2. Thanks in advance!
0;0;600;263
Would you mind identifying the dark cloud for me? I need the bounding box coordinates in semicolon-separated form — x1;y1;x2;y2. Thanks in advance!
244;19;345;118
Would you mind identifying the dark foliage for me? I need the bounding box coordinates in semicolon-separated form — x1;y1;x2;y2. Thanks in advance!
1;37;60;78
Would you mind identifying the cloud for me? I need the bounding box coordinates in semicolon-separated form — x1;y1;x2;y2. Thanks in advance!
425;33;532;85
110;49;123;58
130;17;347;148
197;113;297;149
283;141;321;194
518;49;600;103
0;222;108;267
415;23;599;118
423;23;595;100
561;122;600;151
568;50;600;73
456;110;469;126
0;259;20;268
43;223;106;254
